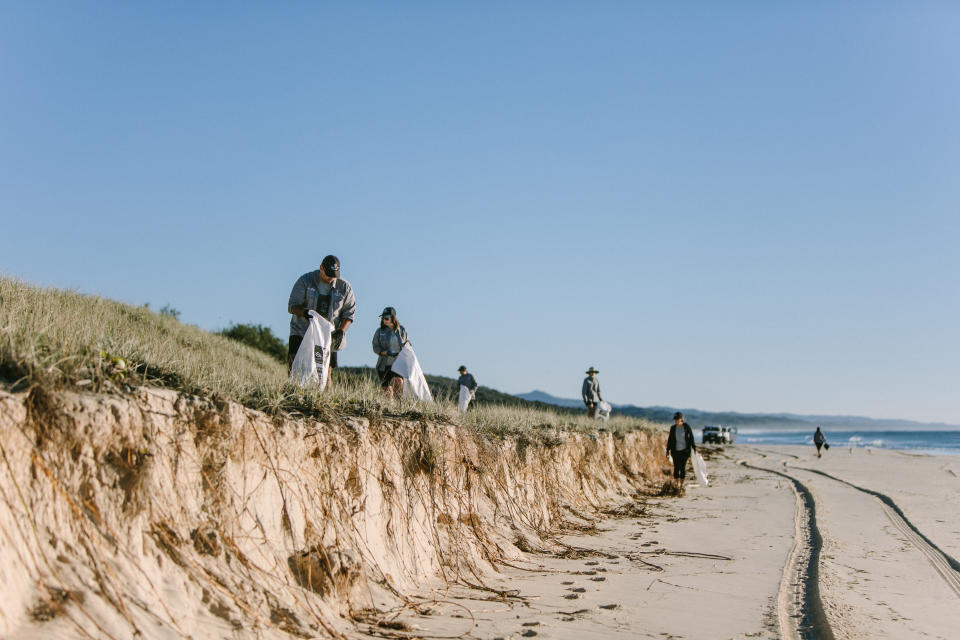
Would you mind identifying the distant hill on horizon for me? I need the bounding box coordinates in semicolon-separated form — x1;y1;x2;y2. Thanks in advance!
515;390;959;431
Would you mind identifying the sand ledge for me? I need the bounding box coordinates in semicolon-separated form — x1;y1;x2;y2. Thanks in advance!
0;386;665;639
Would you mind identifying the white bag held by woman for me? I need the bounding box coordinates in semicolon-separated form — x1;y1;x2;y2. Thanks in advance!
692;451;709;486
289;311;333;390
390;344;433;403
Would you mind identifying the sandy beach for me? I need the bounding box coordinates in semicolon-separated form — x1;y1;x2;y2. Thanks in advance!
378;445;960;640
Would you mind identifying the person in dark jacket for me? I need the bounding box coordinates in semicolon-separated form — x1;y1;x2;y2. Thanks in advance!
457;365;478;411
457;366;478;392
814;427;827;458
666;411;697;486
582;367;602;417
372;306;409;398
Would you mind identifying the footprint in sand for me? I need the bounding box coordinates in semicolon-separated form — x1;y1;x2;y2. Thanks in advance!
599;603;620;610
563;594;580;600
561;581;575;585
520;631;538;637
590;576;606;582
559;608;590;621
570;587;586;593
585;561;599;566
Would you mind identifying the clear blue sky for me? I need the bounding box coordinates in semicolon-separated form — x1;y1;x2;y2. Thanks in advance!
2;2;958;423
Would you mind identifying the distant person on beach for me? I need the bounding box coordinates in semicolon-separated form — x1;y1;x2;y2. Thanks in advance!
372;307;409;398
287;255;356;376
814;427;827;458
666;412;697;487
457;365;478;412
582;367;602;418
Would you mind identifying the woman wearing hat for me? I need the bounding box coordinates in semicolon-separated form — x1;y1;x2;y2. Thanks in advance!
666;412;697;487
582;367;602;417
372;307;409;398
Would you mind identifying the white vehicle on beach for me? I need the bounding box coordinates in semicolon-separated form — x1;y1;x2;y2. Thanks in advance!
702;425;737;444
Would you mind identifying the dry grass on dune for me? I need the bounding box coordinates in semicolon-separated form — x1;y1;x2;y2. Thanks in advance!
0;276;657;436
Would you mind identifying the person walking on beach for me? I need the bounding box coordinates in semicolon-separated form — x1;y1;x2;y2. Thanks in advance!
814;426;827;458
287;255;356;377
666;412;697;487
457;365;478;412
372;307;409;399
582;367;602;418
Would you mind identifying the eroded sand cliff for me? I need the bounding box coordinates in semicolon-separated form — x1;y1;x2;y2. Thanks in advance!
0;387;664;639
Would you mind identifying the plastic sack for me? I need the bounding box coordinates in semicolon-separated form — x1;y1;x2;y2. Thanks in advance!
458;385;473;413
390;344;433;403
692;451;709;486
289;311;333;390
596;400;612;421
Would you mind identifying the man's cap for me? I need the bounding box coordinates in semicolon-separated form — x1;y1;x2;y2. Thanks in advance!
321;255;340;277
585;366;599;374
458;365;467;372
673;411;684;420
380;306;397;317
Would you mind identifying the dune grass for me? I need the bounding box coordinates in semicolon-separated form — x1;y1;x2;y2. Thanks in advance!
0;277;656;436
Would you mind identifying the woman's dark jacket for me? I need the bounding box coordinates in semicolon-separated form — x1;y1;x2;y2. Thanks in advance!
666;423;697;455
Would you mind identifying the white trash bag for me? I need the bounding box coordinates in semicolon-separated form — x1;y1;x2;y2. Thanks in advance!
692;450;709;486
390;344;433;403
458;385;473;413
596;400;612;421
289;311;333;390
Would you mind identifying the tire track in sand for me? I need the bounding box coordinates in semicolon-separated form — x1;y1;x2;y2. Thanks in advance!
737;452;835;640
789;465;960;598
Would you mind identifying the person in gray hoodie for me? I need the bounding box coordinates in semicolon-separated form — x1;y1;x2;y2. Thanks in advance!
287;255;356;376
582;367;602;417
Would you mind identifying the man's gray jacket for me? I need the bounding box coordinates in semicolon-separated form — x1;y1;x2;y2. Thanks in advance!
288;271;356;348
582;376;602;405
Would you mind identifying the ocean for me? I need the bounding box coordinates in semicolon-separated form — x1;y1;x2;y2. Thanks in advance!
734;429;960;455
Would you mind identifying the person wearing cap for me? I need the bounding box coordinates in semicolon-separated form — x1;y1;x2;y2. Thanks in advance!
666;412;697;487
457;366;478;410
582;367;602;418
372;307;409;398
287;255;356;374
